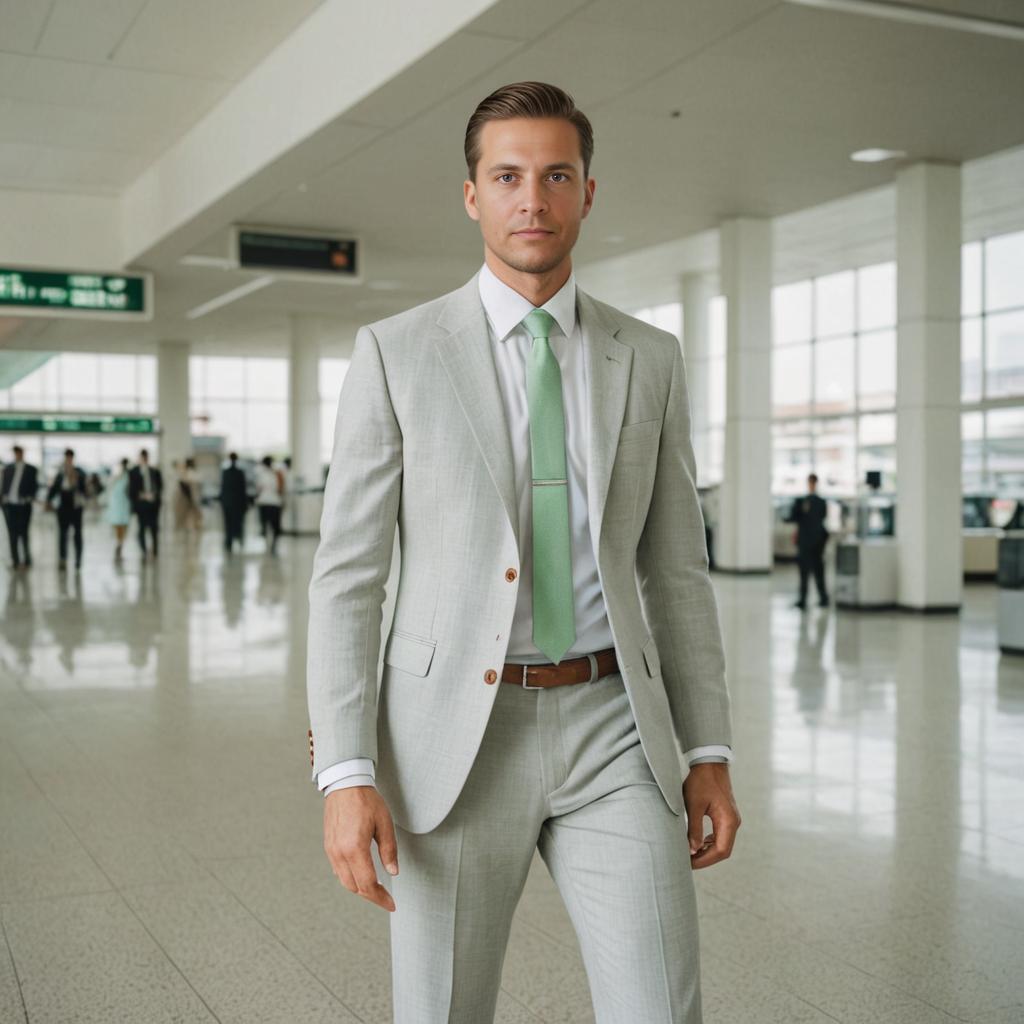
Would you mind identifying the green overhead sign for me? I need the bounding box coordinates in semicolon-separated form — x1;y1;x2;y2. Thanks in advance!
0;415;158;435
0;268;152;321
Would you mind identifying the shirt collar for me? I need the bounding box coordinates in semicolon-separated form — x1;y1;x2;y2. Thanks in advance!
477;263;577;343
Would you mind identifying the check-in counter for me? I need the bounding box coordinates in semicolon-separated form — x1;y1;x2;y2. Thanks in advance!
963;528;1003;580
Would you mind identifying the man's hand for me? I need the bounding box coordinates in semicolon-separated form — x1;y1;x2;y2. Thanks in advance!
682;763;741;869
323;787;400;912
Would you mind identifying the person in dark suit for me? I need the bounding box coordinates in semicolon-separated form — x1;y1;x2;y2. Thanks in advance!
787;472;830;609
128;448;163;560
218;452;249;555
1;445;38;570
45;449;87;572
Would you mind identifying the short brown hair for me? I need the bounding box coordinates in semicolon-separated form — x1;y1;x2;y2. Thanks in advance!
464;81;594;181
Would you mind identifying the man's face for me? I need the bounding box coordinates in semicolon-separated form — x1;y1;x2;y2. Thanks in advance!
464;117;595;277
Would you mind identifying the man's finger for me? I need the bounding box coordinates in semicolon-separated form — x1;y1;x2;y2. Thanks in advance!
330;855;358;895
348;847;396;912
376;811;400;876
686;806;706;855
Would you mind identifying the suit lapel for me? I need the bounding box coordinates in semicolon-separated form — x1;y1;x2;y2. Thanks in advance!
578;289;633;548
434;278;520;553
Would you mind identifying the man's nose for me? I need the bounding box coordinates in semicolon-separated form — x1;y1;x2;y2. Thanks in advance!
519;180;548;215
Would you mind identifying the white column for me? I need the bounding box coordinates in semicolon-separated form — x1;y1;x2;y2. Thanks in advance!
289;315;325;534
681;271;714;482
717;217;773;573
895;162;962;610
157;340;191;476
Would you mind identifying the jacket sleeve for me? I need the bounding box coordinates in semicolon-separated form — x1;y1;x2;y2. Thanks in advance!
306;325;403;781
635;339;732;753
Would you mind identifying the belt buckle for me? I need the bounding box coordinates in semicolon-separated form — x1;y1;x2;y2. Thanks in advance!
522;664;544;690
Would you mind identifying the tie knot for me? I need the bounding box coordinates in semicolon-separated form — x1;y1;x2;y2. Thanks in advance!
522;308;556;340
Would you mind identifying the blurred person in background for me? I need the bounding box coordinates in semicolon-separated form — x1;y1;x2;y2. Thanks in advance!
219;452;249;555
786;472;830;610
1;445;38;571
174;457;203;534
129;448;163;561
45;448;86;572
254;454;284;555
105;457;132;561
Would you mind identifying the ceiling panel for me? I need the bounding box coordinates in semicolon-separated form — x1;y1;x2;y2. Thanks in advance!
0;0;54;53
111;0;323;79
35;0;149;63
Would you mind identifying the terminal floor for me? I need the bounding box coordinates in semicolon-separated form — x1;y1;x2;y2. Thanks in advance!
0;518;1022;1024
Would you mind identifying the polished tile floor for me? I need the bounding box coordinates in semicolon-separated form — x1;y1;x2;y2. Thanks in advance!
1;515;1022;1023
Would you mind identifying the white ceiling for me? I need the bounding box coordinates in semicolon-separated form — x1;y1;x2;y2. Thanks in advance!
3;0;1024;355
0;0;324;194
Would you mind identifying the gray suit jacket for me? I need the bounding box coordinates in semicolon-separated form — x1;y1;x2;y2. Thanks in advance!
307;275;732;834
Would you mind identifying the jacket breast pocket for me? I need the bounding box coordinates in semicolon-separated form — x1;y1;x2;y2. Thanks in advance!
383;629;437;677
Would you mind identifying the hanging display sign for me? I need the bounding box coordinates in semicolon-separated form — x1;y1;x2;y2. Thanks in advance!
232;226;360;282
0;267;153;321
0;415;158;434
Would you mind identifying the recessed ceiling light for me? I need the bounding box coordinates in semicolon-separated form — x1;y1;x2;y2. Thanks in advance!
604;235;626;244
850;148;907;163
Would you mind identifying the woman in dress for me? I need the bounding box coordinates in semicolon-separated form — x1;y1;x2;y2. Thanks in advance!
105;457;132;560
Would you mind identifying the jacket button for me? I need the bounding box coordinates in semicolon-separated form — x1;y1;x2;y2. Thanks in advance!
484;669;498;684
505;568;517;582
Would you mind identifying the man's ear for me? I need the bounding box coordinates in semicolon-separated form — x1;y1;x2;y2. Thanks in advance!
464;179;481;222
581;177;597;220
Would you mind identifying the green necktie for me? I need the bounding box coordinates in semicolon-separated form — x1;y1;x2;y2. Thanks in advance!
522;308;576;664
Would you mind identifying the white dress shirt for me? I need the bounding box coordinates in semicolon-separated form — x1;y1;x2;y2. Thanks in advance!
319;266;730;796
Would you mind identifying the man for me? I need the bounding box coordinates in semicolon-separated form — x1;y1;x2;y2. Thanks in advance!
1;445;38;570
218;452;249;554
787;472;830;609
45;448;86;572
307;82;739;1023
128;448;163;560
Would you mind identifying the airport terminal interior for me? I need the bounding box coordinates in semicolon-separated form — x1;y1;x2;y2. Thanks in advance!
1;1;1023;1022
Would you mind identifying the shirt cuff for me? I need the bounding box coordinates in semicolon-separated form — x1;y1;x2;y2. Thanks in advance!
683;745;732;766
317;757;375;791
323;775;377;796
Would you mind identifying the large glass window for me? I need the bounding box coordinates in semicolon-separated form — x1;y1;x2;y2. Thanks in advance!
0;353;156;414
961;228;1024;493
772;261;897;496
190;355;288;457
319;357;350;467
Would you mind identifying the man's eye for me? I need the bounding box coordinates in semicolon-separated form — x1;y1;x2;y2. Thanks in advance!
498;174;516;183
550;173;567;182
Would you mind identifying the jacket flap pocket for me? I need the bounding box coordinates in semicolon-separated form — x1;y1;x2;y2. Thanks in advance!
618;418;660;446
642;636;662;678
384;630;436;677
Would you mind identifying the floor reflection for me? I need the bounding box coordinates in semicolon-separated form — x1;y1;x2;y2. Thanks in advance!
0;521;1021;1023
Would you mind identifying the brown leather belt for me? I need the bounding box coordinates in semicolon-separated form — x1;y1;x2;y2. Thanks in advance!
502;647;619;689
